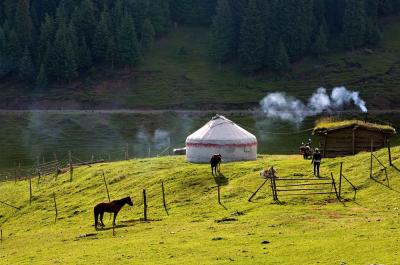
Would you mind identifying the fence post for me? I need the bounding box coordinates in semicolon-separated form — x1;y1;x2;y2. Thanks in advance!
339;162;343;198
370;139;373;178
69;150;73;182
331;173;340;201
125;144;129;160
387;139;392;166
248;179;268;202
161;182;167;213
272;175;278;201
53;153;58;165
37;171;41;186
269;177;275;200
14;162;17;183
53;192;58;223
29;177;32;205
217;184;221;204
143;189;147;221
102;171;111;202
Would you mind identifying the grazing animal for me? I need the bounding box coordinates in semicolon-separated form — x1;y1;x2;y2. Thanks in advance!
260;167;277;179
210;154;222;175
94;196;133;229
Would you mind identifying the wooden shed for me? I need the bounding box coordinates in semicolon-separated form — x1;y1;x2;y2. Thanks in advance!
313;120;396;157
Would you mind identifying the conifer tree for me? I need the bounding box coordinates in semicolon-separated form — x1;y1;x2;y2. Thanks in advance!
228;0;247;51
67;21;79;54
0;26;6;59
272;39;289;72
74;0;96;46
117;13;142;66
343;0;367;49
53;15;70;80
238;0;265;73
132;0;150;37
0;26;11;76
365;0;379;18
93;12;111;62
15;0;33;48
44;41;57;80
18;47;35;81
8;29;22;60
36;63;48;88
3;0;17;24
141;19;155;53
312;24;329;56
106;36;117;69
257;0;274;68
365;19;382;46
209;0;235;66
379;0;393;15
149;0;171;36
77;37;92;71
64;40;78;81
39;15;55;61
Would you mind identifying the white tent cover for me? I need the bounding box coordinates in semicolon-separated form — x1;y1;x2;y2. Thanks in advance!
186;115;257;162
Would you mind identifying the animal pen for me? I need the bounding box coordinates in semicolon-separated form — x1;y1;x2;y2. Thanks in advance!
313;120;396;157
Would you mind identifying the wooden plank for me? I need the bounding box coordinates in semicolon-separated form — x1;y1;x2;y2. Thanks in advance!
352;128;356;155
143;189;147;221
339;162;343;197
279;192;336;196
370;139;373;178
388;139;392;166
276;183;332;187
276;188;327;192
331;173;340;201
248;179;269;202
275;178;331;181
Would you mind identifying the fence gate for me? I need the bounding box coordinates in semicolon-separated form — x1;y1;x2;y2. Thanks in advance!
270;174;340;201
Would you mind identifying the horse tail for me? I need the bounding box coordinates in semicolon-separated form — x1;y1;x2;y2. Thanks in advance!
94;207;98;228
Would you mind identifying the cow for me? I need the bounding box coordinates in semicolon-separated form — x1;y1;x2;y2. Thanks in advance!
210;154;222;176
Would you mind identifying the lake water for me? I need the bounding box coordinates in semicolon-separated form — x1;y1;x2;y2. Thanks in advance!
0;111;398;177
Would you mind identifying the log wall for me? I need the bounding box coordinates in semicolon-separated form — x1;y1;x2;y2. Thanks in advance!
319;128;389;157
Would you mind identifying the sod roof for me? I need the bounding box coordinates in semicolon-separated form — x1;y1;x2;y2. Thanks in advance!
313;119;396;135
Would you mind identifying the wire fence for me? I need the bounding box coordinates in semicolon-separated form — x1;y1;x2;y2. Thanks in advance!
0;144;173;182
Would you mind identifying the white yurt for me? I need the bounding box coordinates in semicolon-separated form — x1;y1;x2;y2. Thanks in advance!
186;115;257;162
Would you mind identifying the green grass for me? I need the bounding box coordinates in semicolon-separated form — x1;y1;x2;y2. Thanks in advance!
1;147;400;264
2;18;400;110
314;118;396;134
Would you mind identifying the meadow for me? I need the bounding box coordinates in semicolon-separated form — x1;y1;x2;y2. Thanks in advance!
0;146;399;264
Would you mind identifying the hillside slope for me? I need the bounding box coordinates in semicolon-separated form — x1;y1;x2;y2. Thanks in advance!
0;148;400;264
2;18;400;110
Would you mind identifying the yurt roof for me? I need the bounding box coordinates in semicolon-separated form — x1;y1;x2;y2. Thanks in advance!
186;115;257;146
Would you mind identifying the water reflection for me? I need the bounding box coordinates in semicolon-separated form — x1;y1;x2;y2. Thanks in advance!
0;111;398;172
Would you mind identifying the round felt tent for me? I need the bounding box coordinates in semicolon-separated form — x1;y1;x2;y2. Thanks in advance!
186;115;257;162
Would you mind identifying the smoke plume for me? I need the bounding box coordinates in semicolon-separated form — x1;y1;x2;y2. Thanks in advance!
259;86;367;123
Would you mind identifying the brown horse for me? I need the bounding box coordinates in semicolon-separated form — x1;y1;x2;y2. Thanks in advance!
94;196;133;229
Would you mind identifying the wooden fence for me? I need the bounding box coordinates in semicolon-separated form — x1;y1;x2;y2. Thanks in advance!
270;175;340;201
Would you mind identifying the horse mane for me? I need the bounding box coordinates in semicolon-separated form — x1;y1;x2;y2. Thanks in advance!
111;196;130;206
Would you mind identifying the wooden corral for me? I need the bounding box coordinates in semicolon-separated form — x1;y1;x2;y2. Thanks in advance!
313;120;396;157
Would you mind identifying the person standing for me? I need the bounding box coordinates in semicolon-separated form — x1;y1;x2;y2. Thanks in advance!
311;148;322;177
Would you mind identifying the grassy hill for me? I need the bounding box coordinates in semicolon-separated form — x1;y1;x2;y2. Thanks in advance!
2;18;400;110
0;147;399;264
